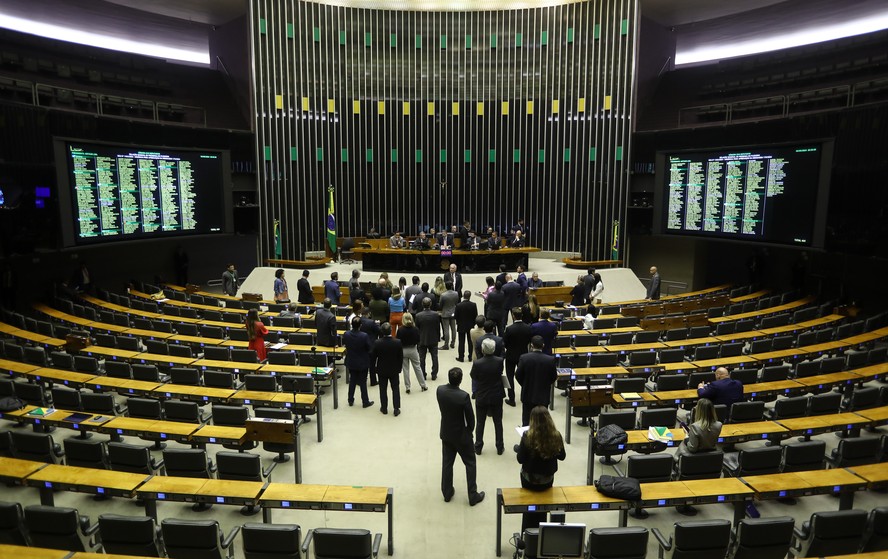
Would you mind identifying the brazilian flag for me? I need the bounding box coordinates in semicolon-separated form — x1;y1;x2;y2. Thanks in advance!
326;186;337;255
611;220;620;260
273;219;282;258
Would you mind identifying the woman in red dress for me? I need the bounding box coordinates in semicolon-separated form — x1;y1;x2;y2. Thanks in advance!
246;309;269;361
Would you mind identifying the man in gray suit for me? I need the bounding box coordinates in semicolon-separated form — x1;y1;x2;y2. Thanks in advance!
437;367;485;506
416;298;442;380
439;280;459;350
470;339;506;455
646;266;661;300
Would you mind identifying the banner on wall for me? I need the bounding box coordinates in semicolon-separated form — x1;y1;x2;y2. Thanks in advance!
611;220;620;260
273;219;282;258
326;186;337;255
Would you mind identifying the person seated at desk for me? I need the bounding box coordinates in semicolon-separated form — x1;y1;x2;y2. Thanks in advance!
414;231;432;250
527;272;543;290
486;231;501;250
675;398;722;515
439;229;454;249
367;227;381;239
279;303;299;318
428;228;442;249
389;231;406;248
466;231;481;250
510;229;526;248
697;367;743;407
582;304;599;330
516;406;566;530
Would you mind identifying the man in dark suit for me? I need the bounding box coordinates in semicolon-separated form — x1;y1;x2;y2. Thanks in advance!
297;270;314;305
315;299;338;347
371;322;403;416
474;320;504;359
486;282;507;335
454;291;479;362
510;229;525;248
443;263;463;294
439;228;454;249
415;298;442;380
411;282;438;313
530;310;559;355
515;336;558;426
502;307;533;407
342;317;374;408
486;231;501;250
324;272;341;305
646;266;661;300
583;267;597;305
359;309;382;386
470;339;506;455
502;275;523;318
697;367;743;407
437;367;485;506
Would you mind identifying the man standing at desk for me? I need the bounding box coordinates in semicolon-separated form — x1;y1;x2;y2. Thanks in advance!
437;367;485;506
515;336;558;426
646;266;661;300
297;270;314;305
530;310;558;355
222;263;238;296
316;299;338;347
697;367;743;407
324;272;341;305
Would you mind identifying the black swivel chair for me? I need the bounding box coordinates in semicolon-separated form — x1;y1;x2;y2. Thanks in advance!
107;441;165;475
161;518;241;559
781;440;826;472
595;410;635;464
672;451;724;516
170;367;202;385
244;374;278;392
0;501;28;545
791;509;868;557
105;361;133;379
301;528;382;559
63;437;109;469
268;351;298;366
242;523;302;559
11;431;64;463
652;519;732;559
862;506;888;552
98;514;165;557
730;516;795;559
765;396;809;420
727;401;765;423
24;505;101;552
638;408;678;430
618;453;673;519
722;446;782;477
586;526;648;559
658;349;686;364
232;348;260;363
162;448;217;511
828;437;881;468
216;451;277;515
212;404;257;452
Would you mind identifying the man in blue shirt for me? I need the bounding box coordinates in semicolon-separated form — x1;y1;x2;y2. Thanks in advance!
324;272;341;305
697;367;743;407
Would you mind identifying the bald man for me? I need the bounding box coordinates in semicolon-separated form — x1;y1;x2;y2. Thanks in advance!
696;367;743;407
645;266;660;300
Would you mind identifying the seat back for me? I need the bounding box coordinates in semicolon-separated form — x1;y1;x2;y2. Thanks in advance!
127;398;163;420
730;368;759;385
242;523;302;559
232;348;259;363
658;349;686;364
638;408;677;429
63;438;108;469
770;396;808;419
760;365;790;382
728;401;764;423
99;514;163;557
115;336;140;351
216;451;262;482
832;437;880;467
212;404;250;427
820;356;845;374
635;330;662;343
665;328;688;341
781;440;826;472
161;519;226;559
163;448;214;478
15;381;48;406
268;351;298;366
862;506;888;553
204;370;237;389
847;386;880;411
144;340;168;355
748;339;773;354
11;431;61;463
204;346;230;360
687;326;711;339
686;372;715;387
809;392;841;415
311;527;374;559
675;451;724;481
671;519;731;559
691;345;719;361
280;375;315;394
0;501;27;545
799;509;867;557
24;505;96;552
163;400;202;423
108;442;159;474
656;374;688;391
586;526;648;559
23;346;48;366
132;364;162;382
719;343;743;358
51;387;82;410
80;392;117;415
589;353;620;367
735;446;782;476
626;454;673;483
598;410;636;431
795;360;821;379
50;352;74;369
731;516;795;559
771;335;794;350
170;367;201;385
168;344;194;358
628;351;657;367
612;378;645;395
105;361;133;379
245;374;278;392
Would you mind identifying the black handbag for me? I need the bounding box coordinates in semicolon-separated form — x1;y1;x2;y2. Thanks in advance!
596;424;628;448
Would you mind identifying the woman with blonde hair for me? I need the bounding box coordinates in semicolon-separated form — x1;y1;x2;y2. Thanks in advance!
676;397;722;458
396;312;427;393
433;276;446;297
523;293;540;324
516;406;566;529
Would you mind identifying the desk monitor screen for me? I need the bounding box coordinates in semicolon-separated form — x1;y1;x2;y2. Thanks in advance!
537;522;586;559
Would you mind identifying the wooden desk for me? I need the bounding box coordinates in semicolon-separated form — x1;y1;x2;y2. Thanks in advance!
611;391;659;409
657;361;699;373
155;384;236;403
25;463;148;505
0;357;40;375
662;337;719;350
792;372;858;393
585;429;686;484
0;456;47;483
709;296;815;323
751;348;809;365
741;472;813;500
99;417;200;443
0;545;68;559
691;355;759;371
848;463;888;488
260;483;394;555
192;359;264;373
792;468;868;509
744;380;801;400
230;390;322;442
259;363;340;410
718;421;788;444
80;346;141;361
133;352;198;367
136;476;264;517
713;330;766;343
851;362;888;382
190;424;247;446
855;406;888;426
123;327;174;340
1;405;113;437
356;245;540;272
83;376;162;397
23;367;98;389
